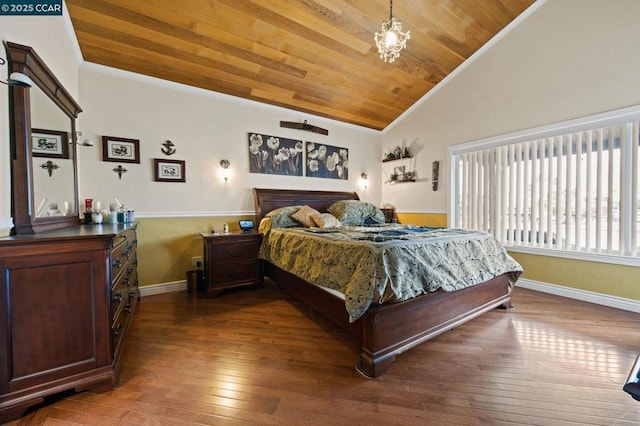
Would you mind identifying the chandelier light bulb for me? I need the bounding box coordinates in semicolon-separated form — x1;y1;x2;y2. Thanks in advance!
385;31;397;47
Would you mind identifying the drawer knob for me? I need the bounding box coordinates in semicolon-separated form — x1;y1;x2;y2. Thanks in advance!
113;324;122;336
229;251;241;257
113;292;122;303
112;258;122;268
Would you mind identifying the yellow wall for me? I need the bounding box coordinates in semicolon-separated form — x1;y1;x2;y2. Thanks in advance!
137;213;640;304
396;213;447;227
509;253;640;301
136;216;255;286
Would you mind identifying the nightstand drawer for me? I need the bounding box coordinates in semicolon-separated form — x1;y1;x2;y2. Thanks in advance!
210;240;260;263
211;261;260;286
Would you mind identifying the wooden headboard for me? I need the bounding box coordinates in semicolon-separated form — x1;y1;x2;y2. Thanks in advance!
253;188;359;223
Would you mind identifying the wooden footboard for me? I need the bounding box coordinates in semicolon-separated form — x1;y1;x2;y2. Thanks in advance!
265;262;512;378
356;274;511;377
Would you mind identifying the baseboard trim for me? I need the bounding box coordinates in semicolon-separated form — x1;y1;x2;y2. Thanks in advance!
139;277;640;314
140;280;186;297
517;278;640;313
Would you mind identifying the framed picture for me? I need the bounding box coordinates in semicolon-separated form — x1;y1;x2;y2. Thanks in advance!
305;142;348;180
102;136;140;163
153;158;186;182
393;165;405;177
32;128;69;159
248;132;303;176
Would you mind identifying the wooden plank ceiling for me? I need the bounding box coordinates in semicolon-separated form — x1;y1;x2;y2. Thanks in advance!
66;0;534;130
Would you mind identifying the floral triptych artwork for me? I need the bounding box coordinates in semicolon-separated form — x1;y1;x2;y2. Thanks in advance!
248;133;348;180
248;133;303;176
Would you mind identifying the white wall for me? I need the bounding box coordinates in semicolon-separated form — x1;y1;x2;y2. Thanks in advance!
0;7;81;234
78;65;381;217
382;0;640;214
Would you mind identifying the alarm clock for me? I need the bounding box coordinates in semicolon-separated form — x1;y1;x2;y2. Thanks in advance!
238;220;254;231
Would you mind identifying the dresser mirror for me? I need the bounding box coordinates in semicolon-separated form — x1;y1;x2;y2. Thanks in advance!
6;41;82;234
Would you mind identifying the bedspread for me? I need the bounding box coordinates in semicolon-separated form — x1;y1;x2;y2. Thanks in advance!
259;225;523;322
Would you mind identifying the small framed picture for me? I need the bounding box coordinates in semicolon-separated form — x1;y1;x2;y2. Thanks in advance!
102;136;140;163
32;128;69;159
153;158;186;182
393;165;405;177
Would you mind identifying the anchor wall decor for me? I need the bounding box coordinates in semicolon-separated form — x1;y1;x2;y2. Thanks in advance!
161;140;176;155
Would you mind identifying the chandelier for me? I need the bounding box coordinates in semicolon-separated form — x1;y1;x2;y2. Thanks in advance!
374;0;410;63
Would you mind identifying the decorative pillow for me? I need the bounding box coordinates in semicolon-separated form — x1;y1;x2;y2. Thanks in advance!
291;205;321;227
258;217;273;233
265;205;302;228
310;212;342;228
327;200;386;226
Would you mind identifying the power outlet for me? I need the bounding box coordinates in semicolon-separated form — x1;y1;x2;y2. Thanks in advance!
191;256;202;268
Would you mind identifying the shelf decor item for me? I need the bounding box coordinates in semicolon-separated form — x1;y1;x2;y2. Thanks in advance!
383;145;411;162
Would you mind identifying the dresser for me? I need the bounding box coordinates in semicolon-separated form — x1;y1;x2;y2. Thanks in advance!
201;231;262;297
0;223;139;422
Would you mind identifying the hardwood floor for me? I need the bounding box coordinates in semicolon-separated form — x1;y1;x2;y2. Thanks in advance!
9;280;640;425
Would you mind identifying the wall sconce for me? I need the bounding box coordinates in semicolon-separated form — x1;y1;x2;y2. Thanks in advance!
71;131;94;146
219;159;231;182
359;172;369;189
0;58;32;87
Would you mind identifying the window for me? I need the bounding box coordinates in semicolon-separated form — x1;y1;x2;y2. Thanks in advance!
449;106;640;265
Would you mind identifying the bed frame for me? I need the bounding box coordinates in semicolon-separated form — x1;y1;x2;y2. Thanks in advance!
253;188;514;378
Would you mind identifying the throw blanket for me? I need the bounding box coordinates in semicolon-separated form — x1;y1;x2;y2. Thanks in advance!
259;225;523;322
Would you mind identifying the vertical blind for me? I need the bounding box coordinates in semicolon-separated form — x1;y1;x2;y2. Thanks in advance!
452;118;640;259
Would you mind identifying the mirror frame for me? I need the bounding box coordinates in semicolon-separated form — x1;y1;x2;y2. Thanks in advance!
6;41;82;234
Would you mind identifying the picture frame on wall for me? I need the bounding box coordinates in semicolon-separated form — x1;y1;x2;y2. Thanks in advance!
31;128;69;159
102;136;140;163
305;142;348;180
247;132;304;176
393;165;405;177
153;158;186;182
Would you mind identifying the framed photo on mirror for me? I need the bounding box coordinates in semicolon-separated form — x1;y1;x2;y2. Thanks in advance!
32;128;69;159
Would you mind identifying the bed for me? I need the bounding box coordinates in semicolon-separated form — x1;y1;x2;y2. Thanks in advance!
253;188;522;378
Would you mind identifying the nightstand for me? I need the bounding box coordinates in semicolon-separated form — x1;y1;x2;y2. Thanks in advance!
201;231;263;297
380;207;396;223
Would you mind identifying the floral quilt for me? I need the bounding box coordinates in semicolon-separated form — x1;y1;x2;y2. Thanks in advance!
259;224;523;322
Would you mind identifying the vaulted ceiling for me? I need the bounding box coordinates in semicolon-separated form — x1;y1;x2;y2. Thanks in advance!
66;0;535;130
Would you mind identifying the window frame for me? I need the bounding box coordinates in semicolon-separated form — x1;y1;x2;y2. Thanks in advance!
448;105;640;267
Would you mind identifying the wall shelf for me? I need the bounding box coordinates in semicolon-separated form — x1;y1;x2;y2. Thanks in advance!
386;178;415;185
382;156;413;163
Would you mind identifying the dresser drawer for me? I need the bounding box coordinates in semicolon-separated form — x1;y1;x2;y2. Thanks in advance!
211;261;260;287
210;240;260;263
111;266;137;319
111;240;133;280
112;305;130;354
